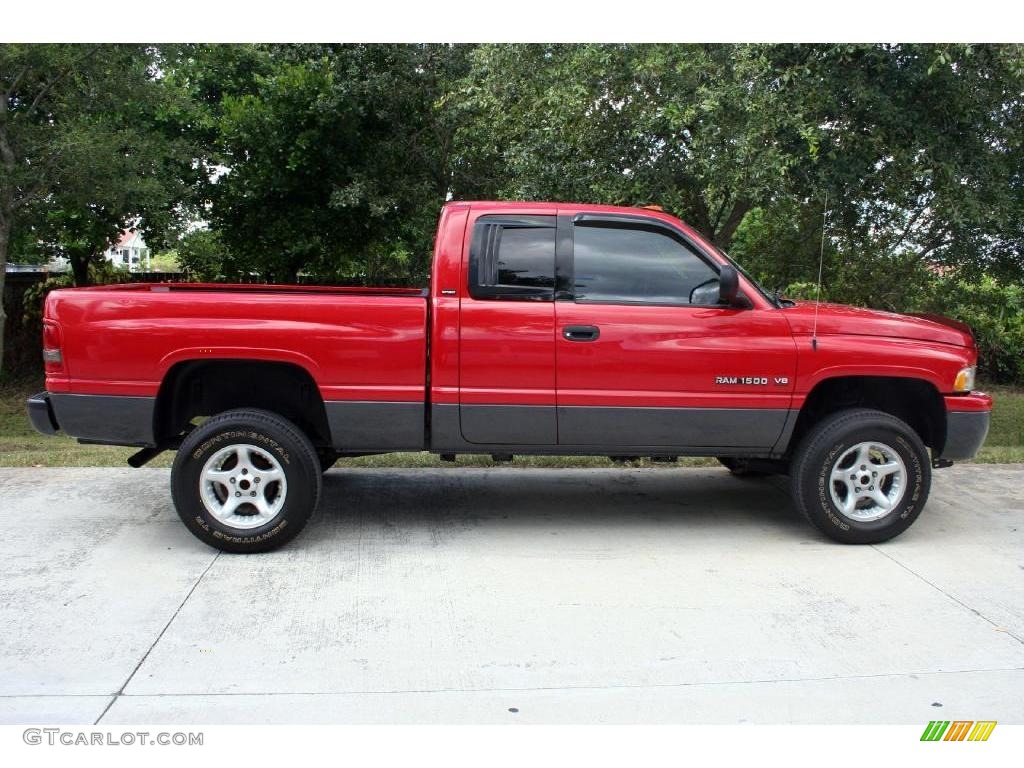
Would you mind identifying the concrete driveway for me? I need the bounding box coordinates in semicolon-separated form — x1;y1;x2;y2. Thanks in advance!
0;464;1021;724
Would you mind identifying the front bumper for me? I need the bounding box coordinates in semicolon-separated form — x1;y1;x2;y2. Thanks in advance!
938;393;992;461
26;392;59;435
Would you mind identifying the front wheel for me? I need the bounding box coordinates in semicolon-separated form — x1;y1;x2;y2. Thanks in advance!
789;408;931;544
171;408;322;553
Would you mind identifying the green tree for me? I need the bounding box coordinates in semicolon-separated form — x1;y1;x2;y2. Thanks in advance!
453;44;814;248
456;44;1023;290
175;44;470;284
0;44;198;372
176;228;232;281
730;44;1024;302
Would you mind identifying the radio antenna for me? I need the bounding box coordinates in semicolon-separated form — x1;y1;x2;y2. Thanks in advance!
811;192;828;351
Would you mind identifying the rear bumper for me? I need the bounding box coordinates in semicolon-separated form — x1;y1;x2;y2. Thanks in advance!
939;393;992;461
26;392;59;435
26;391;155;446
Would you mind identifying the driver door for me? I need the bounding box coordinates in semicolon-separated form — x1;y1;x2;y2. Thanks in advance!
554;214;797;449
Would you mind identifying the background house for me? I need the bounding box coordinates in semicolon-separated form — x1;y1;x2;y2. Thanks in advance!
103;230;151;272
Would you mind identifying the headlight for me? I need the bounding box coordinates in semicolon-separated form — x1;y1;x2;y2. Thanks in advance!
954;366;976;392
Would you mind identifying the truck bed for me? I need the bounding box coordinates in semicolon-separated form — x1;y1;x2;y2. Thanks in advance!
43;282;429;402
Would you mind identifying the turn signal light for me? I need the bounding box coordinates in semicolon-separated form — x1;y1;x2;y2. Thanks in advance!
953;366;976;393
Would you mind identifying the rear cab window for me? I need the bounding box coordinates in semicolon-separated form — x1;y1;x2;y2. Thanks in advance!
468;215;555;300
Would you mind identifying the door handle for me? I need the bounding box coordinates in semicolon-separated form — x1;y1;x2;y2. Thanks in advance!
562;325;600;342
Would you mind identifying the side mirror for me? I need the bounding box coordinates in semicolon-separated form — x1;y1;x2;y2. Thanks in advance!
718;264;740;306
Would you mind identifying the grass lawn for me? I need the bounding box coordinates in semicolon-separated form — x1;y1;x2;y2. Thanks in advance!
1;375;1021;468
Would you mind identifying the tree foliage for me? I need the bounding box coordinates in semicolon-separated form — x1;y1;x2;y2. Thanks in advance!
3;43;1023;380
453;44;814;248
173;44;469;283
731;44;1024;292
455;44;1023;278
163;43;1024;296
0;43;197;371
175;228;232;281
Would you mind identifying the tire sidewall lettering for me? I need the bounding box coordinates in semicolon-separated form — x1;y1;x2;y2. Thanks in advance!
894;434;923;520
191;429;291;467
211;519;288;544
817;441;851;531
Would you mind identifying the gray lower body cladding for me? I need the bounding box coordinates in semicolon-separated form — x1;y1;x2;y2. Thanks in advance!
32;394;983;461
458;404;558;444
47;393;156;446
431;403;795;456
325;401;425;451
558;405;791;449
32;394;794;455
30;394;425;452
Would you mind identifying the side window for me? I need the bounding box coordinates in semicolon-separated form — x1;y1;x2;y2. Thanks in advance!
469;216;555;300
572;222;718;305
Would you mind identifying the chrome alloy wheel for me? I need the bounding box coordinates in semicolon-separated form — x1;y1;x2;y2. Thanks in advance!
199;444;287;529
828;441;907;522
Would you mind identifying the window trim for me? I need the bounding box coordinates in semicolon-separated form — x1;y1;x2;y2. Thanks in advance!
568;213;724;307
467;214;556;301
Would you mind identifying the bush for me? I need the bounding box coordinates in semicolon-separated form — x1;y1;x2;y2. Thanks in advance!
923;276;1024;384
774;273;1023;384
176;230;233;282
782;281;825;301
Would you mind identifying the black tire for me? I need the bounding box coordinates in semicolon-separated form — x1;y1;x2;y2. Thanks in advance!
789;408;931;544
171;408;322;553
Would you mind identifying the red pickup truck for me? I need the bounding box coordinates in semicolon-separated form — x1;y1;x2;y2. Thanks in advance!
27;201;991;551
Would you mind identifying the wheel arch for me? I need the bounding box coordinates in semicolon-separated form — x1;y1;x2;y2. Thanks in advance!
787;375;946;456
154;358;331;447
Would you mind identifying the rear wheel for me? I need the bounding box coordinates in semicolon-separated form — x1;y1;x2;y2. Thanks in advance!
789;408;930;544
171;408;322;553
